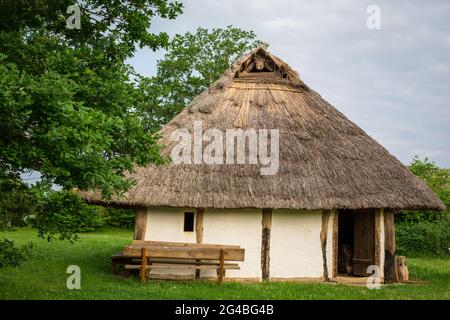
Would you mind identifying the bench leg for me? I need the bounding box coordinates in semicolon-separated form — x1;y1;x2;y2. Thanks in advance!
140;247;148;283
218;249;225;285
112;262;117;275
195;259;201;280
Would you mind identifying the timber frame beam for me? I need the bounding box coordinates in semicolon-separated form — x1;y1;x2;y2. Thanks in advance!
384;209;398;283
195;208;204;279
261;208;272;280
332;211;339;278
133;207;148;240
320;210;332;281
375;209;382;270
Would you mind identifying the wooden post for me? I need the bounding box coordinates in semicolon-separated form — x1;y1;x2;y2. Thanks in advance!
140;247;148;283
374;209;382;269
384;210;397;283
218;249;225;285
320;210;332;281
195;208;204;280
196;208;204;244
261;209;272;280
396;256;409;282
332;211;339;278
134;207;148;240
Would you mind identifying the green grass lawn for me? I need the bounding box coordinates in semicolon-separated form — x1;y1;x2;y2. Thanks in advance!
0;227;449;300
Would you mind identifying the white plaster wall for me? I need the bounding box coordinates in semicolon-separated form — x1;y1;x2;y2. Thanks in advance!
145;207;196;276
141;207;384;280
145;207;196;243
201;209;262;279
270;210;323;278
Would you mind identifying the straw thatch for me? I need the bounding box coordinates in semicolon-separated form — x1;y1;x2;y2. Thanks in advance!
82;47;445;211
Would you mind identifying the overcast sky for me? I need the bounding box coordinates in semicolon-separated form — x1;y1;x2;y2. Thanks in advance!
129;0;450;167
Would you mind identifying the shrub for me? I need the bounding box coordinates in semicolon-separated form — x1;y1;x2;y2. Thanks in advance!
0;238;33;268
396;219;450;256
101;207;135;229
395;157;450;257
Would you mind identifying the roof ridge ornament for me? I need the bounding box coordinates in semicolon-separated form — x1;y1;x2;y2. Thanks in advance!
259;42;270;51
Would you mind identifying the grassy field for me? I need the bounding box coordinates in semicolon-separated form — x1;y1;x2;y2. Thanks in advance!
0;227;449;300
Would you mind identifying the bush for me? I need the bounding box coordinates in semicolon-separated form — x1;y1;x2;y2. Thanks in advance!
396;219;450;256
395;157;450;257
100;207;135;229
70;204;104;233
0;238;33;268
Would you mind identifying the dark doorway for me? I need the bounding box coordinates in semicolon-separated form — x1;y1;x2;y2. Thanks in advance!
338;209;375;276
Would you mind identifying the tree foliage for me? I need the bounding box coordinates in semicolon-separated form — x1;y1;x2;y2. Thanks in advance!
0;0;182;245
30;186;103;242
396;220;449;256
396;157;450;256
138;26;262;130
397;156;449;223
0;172;35;230
409;157;449;207
0;0;182;198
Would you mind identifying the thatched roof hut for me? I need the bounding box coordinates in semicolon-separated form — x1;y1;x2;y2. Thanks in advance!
83;47;444;212
83;47;444;283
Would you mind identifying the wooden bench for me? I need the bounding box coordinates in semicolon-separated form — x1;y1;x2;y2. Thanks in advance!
111;240;245;284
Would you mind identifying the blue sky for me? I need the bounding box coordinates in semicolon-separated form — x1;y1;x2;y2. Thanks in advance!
129;0;450;167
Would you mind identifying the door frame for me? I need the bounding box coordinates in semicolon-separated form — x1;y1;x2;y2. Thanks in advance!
332;208;383;278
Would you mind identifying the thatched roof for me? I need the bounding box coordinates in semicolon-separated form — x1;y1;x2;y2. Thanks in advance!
82;47;445;211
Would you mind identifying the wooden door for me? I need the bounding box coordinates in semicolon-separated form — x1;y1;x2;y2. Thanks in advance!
352;209;375;276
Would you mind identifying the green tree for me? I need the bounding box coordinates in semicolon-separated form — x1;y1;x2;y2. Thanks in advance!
396;157;450;256
0;0;182;198
397;156;449;223
138;26;262;131
0;0;182;250
0;172;35;229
